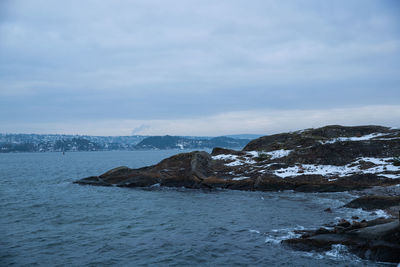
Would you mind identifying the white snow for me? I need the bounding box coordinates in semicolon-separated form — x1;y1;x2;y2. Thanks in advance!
321;133;388;144
226;160;244;166
265;149;293;159
375;137;400;140
379;174;399;179
357;157;387;165
212;152;400;179
246;151;259;157
212;154;239;161
245;149;292;159
274;164;359;178
212;154;256;166
232;176;250;181
273;157;400;178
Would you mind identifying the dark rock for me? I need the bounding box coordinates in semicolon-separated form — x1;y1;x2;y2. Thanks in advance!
349;221;367;230
344;196;400;211
284;140;400;166
357;160;377;170
315;227;332;235
283;219;400;263
243;125;392;152
74;176;113;187
75;125;400;192
324;208;332;213
211;147;246;156
337;219;351;228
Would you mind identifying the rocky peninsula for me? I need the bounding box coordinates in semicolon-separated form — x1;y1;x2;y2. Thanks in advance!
75;125;400;191
75;125;400;263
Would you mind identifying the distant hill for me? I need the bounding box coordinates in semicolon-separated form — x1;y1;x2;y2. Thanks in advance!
0;133;251;152
0;134;146;152
135;136;250;150
223;134;263;140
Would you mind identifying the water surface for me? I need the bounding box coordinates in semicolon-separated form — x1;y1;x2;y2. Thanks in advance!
0;151;391;266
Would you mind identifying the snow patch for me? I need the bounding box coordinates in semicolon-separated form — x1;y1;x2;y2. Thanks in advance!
321;133;387;144
232;176;250;181
379;174;399;179
212;154;239;161
246;151;259;157
212;153;256;166
265;149;292;159
274;164;359;178
245;149;292;159
273;157;400;178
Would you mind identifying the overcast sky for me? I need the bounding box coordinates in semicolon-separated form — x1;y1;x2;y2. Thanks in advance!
1;0;399;136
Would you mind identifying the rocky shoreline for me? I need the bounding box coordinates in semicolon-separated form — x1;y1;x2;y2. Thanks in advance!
75;125;400;192
74;125;400;263
283;186;400;263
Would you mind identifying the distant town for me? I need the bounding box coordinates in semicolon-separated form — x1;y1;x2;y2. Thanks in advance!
0;133;259;153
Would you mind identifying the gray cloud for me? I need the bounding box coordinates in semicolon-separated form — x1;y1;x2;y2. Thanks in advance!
0;0;399;134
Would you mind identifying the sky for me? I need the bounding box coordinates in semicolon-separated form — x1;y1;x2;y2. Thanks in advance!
0;0;399;136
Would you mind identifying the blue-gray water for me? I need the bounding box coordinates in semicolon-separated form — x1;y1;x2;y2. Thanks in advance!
0;151;392;266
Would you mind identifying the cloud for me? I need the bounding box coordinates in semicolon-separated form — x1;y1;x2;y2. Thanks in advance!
2;105;399;136
131;124;151;135
0;0;399;134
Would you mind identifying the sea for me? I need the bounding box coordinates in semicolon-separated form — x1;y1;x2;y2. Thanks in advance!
0;150;395;266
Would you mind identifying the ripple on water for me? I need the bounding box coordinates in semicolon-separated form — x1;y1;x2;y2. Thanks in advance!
0;151;391;267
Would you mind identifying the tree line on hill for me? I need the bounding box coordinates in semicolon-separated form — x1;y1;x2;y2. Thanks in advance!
0;134;251;153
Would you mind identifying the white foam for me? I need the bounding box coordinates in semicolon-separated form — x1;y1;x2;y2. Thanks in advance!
371;209;391;219
264;236;281;244
265;226;304;244
340;207;392;222
325;244;350;259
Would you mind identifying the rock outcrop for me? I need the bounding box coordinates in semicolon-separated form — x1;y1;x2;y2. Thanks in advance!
74;125;400;263
75;125;400;192
344;195;400;211
282;218;400;263
282;186;400;263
